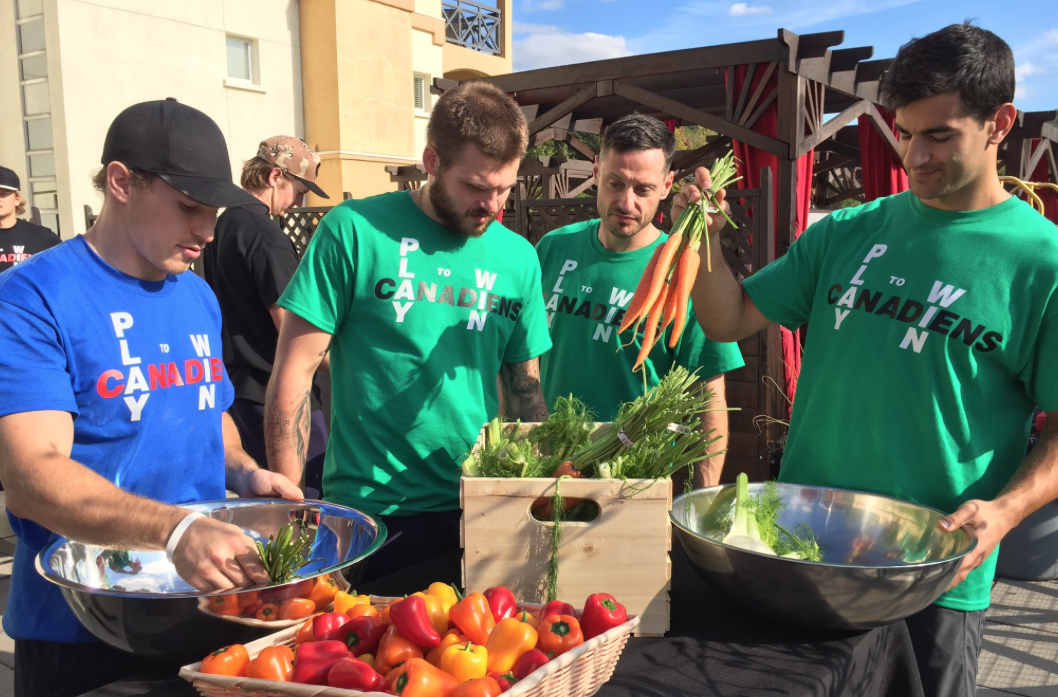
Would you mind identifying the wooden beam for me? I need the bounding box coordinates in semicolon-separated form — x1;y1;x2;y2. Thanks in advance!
864;102;903;161
572;118;604;134
824;186;864;206
612;80;786;157
795;30;845;59
725;65;735;121
485;38;786;94
741;89;778;131
817;138;860;160
733;63;756;125
564;132;597;161
829;46;873;73
526;83;598;135
796;99;871;158
431;78;458;95
739;62;778;127
671;137;732;172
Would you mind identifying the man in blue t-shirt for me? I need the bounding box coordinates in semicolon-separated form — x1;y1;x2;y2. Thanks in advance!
0;99;302;697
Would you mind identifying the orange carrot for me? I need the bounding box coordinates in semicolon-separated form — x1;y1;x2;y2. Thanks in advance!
617;245;665;334
638;232;682;321
668;247;701;348
659;261;682;334
634;282;670;371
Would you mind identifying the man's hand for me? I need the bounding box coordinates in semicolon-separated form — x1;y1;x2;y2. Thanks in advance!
172;516;271;591
670;166;731;238
242;468;304;501
939;498;1017;591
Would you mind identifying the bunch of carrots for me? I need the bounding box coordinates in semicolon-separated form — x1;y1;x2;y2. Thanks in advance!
618;151;742;371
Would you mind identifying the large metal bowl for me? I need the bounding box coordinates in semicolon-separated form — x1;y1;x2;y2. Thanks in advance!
671;483;977;630
36;499;386;663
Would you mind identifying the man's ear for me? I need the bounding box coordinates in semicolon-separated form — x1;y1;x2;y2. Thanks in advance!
106;162;134;204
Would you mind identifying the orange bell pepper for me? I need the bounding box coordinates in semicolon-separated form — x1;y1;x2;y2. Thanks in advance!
208;595;241;617
295;615;320;644
513;609;538;628
375;623;425;675
308;575;339;609
426;630;469;666
411;591;449;636
426;582;460;615
347;603;380;620
201;644;249;677
386;657;459;697
255;603;279;621
246;645;294;681
438;641;488;682
380;596;403;626
538;615;584;657
449;593;496;646
278;597;316;620
453;676;503;697
485;616;539;674
334;590;372;616
237;591;259;610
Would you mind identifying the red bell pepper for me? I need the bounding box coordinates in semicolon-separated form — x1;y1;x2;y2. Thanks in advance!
292;640;351;685
483;586;517;623
579;594;628;640
391;594;442;649
313;612;350;642
537;600;576;623
487;671;518;692
338;616;388;657
327;655;386;691
511;648;552;680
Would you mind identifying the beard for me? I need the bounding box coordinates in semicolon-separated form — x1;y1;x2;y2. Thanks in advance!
601;202;652;239
429;176;497;239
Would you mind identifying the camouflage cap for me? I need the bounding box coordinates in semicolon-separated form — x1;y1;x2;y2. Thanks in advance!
257;136;329;198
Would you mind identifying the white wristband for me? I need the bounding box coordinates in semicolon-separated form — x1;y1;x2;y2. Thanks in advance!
165;512;205;564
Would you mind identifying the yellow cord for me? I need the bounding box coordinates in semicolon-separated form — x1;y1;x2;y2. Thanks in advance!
1000;176;1051;215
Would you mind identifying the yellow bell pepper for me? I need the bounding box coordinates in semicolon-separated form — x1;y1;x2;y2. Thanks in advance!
485;616;539;674
427;629;469;666
427;582;460;615
411;591;450;636
438;641;488;682
334;590;372;616
359;653;375;669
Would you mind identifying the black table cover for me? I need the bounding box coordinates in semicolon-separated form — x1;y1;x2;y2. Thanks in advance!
82;545;923;697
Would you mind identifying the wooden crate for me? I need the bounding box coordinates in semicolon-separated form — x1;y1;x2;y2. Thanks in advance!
461;423;673;636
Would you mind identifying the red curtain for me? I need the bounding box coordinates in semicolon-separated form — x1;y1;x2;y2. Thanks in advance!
857;106;908;201
1028;139;1058;226
725;65;814;414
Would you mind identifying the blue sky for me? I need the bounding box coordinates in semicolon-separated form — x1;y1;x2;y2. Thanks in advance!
511;0;1058;113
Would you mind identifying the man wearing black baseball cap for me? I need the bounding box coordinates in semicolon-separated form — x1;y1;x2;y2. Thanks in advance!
0;98;301;696
0;165;60;272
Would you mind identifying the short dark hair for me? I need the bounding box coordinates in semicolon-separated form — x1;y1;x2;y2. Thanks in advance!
601;114;677;171
880;22;1015;122
91;165;157;194
428;82;528;168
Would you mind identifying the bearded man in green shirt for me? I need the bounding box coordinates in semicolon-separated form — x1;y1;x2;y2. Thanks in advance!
536;114;744;487
679;23;1058;696
265;82;552;583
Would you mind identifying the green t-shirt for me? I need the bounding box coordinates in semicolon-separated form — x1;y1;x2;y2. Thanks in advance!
536;220;745;419
743;191;1058;611
279;192;553;516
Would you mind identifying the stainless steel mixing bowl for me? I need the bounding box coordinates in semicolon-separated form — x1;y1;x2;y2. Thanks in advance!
36;499;386;663
671;483;977;630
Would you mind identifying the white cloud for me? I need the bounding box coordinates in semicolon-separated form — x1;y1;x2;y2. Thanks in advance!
521;0;563;12
729;3;771;16
1016;63;1043;80
513;25;631;71
1012;28;1058;110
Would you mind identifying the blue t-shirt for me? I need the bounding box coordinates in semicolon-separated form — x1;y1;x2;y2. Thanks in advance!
0;236;234;643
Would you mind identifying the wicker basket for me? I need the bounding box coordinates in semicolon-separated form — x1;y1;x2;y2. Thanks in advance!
179;597;639;697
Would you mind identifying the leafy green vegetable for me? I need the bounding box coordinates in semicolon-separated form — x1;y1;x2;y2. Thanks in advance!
716;475;823;562
256;521;316;584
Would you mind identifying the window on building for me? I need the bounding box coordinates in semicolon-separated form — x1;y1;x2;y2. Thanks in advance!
28;153;54;177
17;18;45;53
17;0;44;18
25;117;52;150
414;74;429;112
30;181;57;210
226;36;254;82
22;80;49;115
19;53;47;80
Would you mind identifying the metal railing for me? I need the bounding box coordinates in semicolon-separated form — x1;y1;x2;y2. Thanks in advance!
442;0;501;56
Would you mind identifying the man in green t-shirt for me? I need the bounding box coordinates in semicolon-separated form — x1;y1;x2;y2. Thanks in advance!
265;82;552;582
536;114;744;486
678;23;1058;696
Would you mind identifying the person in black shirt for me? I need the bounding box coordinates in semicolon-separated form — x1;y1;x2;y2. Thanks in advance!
203;137;330;498
0;166;60;273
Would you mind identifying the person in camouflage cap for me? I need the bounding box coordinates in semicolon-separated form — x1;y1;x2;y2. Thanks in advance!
257;136;327;198
203;136;331;498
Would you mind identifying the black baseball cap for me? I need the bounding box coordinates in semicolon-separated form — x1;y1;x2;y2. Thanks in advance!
101;98;261;209
0;167;20;192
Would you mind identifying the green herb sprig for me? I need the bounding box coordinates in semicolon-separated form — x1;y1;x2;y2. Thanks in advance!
256;520;315;584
